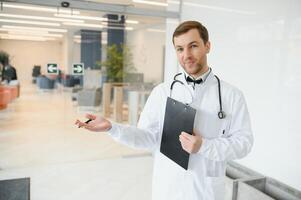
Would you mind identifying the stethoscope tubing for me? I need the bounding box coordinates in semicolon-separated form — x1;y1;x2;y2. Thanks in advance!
170;72;226;119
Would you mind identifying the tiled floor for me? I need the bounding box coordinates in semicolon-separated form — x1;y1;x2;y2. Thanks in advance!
0;82;152;199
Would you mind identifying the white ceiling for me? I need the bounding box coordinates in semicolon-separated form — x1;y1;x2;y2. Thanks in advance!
0;1;172;41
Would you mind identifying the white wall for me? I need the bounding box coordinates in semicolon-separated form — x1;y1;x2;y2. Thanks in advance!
0;40;63;83
165;0;301;190
126;28;165;83
164;18;180;81
62;31;75;75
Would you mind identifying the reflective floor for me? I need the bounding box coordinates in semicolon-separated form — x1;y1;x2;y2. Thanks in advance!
0;83;233;200
0;83;151;199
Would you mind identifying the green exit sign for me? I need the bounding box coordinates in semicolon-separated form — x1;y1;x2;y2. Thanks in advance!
47;63;58;74
72;63;84;75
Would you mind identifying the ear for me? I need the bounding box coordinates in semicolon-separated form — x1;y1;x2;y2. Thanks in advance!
205;41;211;53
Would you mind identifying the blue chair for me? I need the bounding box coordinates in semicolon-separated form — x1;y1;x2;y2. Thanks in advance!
37;76;55;89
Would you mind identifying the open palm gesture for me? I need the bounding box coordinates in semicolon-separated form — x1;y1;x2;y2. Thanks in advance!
75;114;112;132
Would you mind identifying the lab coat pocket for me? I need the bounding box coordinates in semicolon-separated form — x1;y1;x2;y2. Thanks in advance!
202;118;230;139
219;118;231;138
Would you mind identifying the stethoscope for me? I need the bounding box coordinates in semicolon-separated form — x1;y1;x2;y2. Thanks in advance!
170;72;226;119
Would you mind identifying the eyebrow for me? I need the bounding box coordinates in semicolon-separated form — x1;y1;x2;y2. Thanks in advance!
175;41;199;48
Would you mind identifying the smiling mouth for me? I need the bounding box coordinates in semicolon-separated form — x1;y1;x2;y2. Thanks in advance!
185;62;195;66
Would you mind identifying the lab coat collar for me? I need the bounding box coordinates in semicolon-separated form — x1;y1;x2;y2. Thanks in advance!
179;67;215;86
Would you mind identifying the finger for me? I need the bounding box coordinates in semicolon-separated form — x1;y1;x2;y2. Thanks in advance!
181;131;193;140
75;119;84;126
179;136;186;147
179;134;190;145
76;121;87;128
76;119;91;128
179;138;190;153
85;113;97;120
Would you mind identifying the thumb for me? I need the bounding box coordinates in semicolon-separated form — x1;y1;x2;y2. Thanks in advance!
192;129;200;136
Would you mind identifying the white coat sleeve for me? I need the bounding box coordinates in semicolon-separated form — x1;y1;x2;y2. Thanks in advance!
198;92;254;162
107;86;161;151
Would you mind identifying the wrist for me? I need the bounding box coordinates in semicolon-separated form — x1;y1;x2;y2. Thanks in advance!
106;121;112;131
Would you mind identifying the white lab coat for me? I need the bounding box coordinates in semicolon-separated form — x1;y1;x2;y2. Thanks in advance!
108;70;253;200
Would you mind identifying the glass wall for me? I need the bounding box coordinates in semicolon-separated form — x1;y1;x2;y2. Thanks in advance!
0;1;169;168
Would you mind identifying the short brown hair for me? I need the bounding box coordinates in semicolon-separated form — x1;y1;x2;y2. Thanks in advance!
172;21;209;45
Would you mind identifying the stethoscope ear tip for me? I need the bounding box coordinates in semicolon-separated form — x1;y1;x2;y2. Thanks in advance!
218;111;226;119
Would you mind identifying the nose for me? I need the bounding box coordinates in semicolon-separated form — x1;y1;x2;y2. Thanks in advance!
183;48;192;60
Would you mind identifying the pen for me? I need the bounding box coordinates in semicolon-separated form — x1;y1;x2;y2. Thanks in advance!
78;119;92;128
85;119;92;124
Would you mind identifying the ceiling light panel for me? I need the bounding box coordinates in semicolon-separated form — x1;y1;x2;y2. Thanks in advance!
55;14;139;24
147;28;165;32
2;3;80;15
0;27;48;34
0;13;84;23
63;22;103;28
7;30;63;38
2;25;67;33
125;20;139;24
0;34;56;41
0;19;60;26
132;0;168;7
54;14;107;21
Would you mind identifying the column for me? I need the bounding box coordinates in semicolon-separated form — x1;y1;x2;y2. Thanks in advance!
80;30;102;69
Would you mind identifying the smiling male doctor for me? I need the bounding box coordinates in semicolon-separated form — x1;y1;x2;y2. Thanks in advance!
76;21;253;200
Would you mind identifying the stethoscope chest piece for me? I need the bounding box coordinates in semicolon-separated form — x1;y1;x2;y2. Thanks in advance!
218;111;226;119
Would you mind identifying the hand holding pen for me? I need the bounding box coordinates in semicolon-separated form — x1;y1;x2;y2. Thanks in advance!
78;119;92;128
75;114;112;132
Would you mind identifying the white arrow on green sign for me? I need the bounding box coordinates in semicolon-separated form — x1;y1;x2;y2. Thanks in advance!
47;63;58;74
72;63;84;75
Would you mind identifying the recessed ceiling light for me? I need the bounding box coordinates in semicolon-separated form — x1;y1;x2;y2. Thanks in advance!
63;22;133;31
0;19;60;26
0;27;48;34
132;0;168;7
55;14;139;24
0;13;84;23
0;34;56;41
63;22;103;28
55;14;107;21
2;3;80;14
147;28;165;33
2;25;68;33
125;20;139;24
8;31;63;38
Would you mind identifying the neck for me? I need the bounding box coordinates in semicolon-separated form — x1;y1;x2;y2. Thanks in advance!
189;65;209;79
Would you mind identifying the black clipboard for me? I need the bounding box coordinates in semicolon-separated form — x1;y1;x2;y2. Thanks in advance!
160;97;196;170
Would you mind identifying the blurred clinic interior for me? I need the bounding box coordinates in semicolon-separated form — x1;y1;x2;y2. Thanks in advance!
0;0;300;200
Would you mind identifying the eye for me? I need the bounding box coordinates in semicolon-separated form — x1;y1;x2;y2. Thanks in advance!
176;48;183;53
191;44;198;48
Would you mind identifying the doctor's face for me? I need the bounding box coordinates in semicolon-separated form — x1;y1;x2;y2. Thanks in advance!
174;28;210;77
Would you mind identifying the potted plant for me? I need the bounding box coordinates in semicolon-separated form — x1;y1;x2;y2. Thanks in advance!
0;50;10;78
0;50;9;64
98;44;136;83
